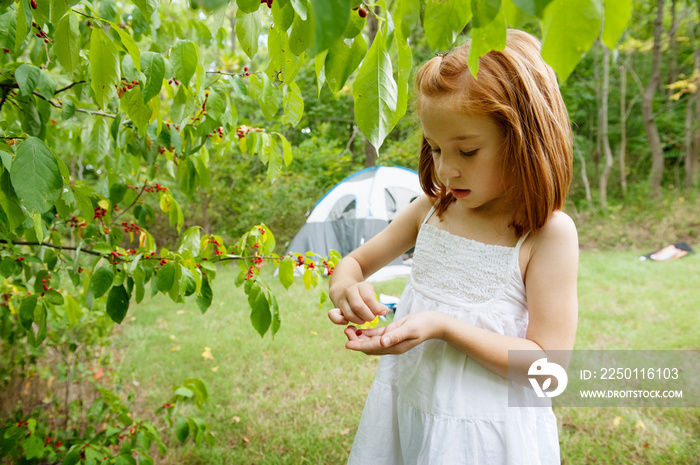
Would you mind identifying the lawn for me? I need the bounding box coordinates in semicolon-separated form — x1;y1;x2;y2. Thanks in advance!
113;251;699;464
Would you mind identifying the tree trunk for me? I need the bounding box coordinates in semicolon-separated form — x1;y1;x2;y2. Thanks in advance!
599;44;614;209
687;2;700;188
593;43;601;177
644;0;666;197
666;0;679;95
576;146;593;204
619;63;628;195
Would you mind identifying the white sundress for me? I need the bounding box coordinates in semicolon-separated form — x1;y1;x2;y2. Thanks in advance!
348;208;560;465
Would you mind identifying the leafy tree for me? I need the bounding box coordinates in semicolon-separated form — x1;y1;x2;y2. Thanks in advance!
0;0;631;462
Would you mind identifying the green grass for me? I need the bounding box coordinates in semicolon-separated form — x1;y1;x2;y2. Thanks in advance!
113;252;699;464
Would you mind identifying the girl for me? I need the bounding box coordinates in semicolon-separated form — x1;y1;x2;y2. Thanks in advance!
328;30;578;464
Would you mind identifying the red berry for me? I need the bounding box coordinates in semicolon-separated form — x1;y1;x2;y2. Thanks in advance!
356;330;363;336
358;8;367;18
31;0;37;9
244;66;248;72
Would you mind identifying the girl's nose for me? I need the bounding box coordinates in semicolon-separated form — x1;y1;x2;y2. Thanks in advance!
436;154;459;180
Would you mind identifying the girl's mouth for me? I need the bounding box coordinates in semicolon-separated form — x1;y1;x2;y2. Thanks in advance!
451;188;471;199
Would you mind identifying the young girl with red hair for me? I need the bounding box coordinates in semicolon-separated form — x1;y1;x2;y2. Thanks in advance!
329;29;578;464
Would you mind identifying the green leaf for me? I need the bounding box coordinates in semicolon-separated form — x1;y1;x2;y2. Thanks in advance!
601;0;631;50
106;285;130;324
35;70;56;100
15;63;41;96
279;256;294;289
270;293;281;337
19;434;44;460
0;10;17;53
109;179;127;204
19;294;38;330
248;282;271;337
352;28;398;152
472;0;502;28
467;8;507;76
311;0;350;55
290;0;308;20
44;290;64;306
196;276;212;314
236;0;260;13
392;28;412;127
10;137;63;214
171;40;200;88
157;262;177;292
395;0;420;39
140;52;165;103
134;0;158;20
325;34;367;93
107;20;141;72
181;267;196;297
236;8;261;60
179;226;202;256
14;0;30;53
65;295;83;325
89;116;110;162
289;9;314;56
279;133;292;166
511;0;553;17
502;0;536;27
90;27;120;109
50;0;69;22
0;171;26;231
541;0;602;81
259;73;280;121
123;87;153;135
90;266;115;298
423;0;473;50
32;211;44;244
176;417;189;443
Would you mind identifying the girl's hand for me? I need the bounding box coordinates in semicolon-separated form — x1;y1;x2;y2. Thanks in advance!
342;311;447;355
327;281;389;325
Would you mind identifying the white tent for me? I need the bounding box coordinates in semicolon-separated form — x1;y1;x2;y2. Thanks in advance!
287;166;421;282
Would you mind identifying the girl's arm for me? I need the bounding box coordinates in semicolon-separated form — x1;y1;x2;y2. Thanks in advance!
344;211;579;379
328;195;433;325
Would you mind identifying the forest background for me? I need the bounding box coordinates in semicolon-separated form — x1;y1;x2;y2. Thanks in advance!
0;0;698;463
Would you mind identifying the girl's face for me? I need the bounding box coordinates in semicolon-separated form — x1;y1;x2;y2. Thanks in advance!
419;94;509;214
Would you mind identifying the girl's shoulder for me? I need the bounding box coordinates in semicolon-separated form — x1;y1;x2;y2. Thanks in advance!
532;211;578;244
402;194;438;227
520;210;578;282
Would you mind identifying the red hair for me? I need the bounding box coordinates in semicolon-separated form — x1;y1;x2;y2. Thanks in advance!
415;30;573;236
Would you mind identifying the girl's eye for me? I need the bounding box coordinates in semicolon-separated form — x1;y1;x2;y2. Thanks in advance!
460;149;478;157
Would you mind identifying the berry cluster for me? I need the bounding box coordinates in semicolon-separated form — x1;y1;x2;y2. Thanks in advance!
205;126;225;139
126;183;168;193
260;0;273;8
235;125;264;138
322;259;335;276
93;206;107;219
32;22;50;44
121;222;141;234
167;77;181;86
15;256;25;262
117;78;140;95
243;66;250;77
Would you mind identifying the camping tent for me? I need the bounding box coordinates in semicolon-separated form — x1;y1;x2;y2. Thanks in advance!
286;166;422;281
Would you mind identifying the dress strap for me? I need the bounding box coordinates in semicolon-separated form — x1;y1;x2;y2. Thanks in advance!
515;231;530;250
422;205;437;224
